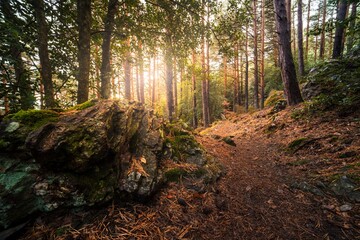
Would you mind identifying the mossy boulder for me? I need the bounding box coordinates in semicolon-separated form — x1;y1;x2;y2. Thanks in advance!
0;100;221;232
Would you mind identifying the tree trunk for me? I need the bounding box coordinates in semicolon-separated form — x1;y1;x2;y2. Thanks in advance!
173;58;178;114
305;0;311;61
94;45;101;99
332;0;348;58
223;55;227;98
253;0;259;109
292;7;296;55
297;0;305;76
274;0;303;106
234;43;239;108
100;0;119;99
319;0;327;59
124;38;131;100
76;0;91;104
2;78;9;113
245;23;249;112
201;6;210;127
30;0;55;108
346;3;357;52
138;41;145;103
152;56;156;108
192;50;198;128
135;62;140;102
314;6;321;63
165;38;174;121
260;0;265;109
286;0;291;46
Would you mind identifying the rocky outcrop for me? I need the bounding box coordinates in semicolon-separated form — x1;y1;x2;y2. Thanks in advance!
0;100;220;232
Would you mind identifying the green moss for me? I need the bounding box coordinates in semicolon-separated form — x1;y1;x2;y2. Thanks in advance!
5;109;59;130
264;90;285;107
68;100;96;111
164;168;188;182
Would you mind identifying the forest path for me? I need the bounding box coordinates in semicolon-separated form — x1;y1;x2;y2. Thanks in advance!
195;112;345;239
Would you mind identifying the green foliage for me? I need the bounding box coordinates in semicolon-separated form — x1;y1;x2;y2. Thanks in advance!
5;109;59;129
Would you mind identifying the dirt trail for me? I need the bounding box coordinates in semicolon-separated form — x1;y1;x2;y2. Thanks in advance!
195;110;359;240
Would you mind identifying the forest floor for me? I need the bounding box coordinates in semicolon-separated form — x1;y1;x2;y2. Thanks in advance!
20;105;360;240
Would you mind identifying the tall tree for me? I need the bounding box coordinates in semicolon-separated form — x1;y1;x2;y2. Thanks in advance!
319;0;327;59
274;0;303;105
100;0;119;99
260;0;265;108
332;0;348;58
305;0;311;61
346;2;357;52
138;41;145;103
253;0;259;109
1;0;33;110
124;38;132;100
76;0;91;104
165;36;175;121
30;0;55;108
245;22;249;111
297;0;305;76
192;50;198;128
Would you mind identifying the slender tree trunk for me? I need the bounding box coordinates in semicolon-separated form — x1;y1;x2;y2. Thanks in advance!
245;23;249;111
319;0;327;59
201;8;210;127
223;55;227;98
173;57;178;114
100;0;119;99
274;0;303;105
240;51;243;104
253;0;259;109
292;7;296;55
179;65;183;117
30;0;55;108
297;0;305;76
305;0;311;61
206;2;211;123
260;0;265;109
152;56;156;108
234;43;239;109
346;3;356;52
39;78;44;108
192;50;198;128
94;45;101;99
314;6;321;63
76;0;91;104
138;41;145;103
165;37;174;121
332;0;348;58
135;63;140;102
124;38;131;100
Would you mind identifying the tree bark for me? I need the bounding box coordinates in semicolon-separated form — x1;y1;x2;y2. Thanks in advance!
124;38;131;100
253;0;259;109
245;23;249;112
201;5;210;127
152;56;156;108
319;0;327;59
332;0;348;58
138;41;145;103
274;0;303;106
173;58;178;114
260;0;265;109
30;0;55;108
100;0;119;99
305;0;311;61
76;0;91;104
346;3;357;52
192;50;198;128
234;43;239;108
223;55;227;98
297;0;305;76
165;37;174;121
